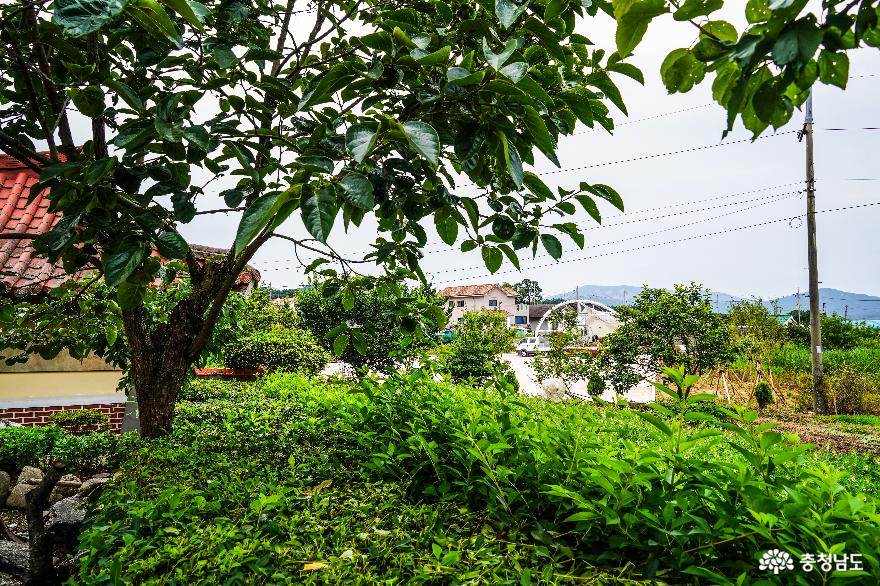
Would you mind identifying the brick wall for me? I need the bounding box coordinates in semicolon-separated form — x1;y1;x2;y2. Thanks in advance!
0;403;126;432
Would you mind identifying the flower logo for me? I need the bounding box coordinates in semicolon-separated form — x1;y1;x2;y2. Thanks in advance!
759;549;794;574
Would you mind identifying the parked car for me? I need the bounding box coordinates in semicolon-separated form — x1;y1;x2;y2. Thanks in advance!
516;337;549;356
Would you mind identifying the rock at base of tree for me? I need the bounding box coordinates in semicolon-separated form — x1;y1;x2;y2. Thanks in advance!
0;541;28;580
4;485;35;510
45;496;87;545
48;476;82;506
16;468;42;486
0;472;10;505
77;477;109;501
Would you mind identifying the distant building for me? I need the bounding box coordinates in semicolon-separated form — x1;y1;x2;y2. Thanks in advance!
438;283;529;328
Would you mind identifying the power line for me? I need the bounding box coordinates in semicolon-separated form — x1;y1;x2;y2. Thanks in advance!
428;200;880;280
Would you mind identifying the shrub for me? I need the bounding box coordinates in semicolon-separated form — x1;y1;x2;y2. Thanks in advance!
49;432;123;476
826;366;880;414
755;381;773;411
224;329;330;375
445;309;516;385
0;425;60;472
77;374;880;584
48;408;110;434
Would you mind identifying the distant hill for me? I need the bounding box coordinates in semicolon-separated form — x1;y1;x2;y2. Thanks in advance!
546;284;880;320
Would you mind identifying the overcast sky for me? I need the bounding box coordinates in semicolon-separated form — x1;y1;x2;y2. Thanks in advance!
172;5;880;300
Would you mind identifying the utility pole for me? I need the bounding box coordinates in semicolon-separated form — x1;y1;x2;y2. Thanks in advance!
801;93;827;414
796;288;801;324
845;304;849;320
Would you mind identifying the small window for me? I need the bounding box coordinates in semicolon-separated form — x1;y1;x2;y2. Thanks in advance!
457;317;464;323
488;299;498;307
457;300;465;307
448;301;454;309
515;315;526;325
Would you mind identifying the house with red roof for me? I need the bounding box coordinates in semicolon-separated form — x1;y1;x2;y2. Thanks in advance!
438;283;529;329
0;153;260;430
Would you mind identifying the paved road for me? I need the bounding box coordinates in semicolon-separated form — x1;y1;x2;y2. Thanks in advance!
501;353;656;403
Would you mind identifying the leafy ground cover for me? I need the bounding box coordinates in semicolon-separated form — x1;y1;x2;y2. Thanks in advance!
72;375;880;584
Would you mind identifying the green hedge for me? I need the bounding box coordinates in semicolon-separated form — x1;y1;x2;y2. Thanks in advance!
76;374;880;584
0;425;131;475
223;329;331;375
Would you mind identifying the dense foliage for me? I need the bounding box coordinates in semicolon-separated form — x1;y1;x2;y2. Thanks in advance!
48;409;111;434
786;313;880;350
0;425;130;475
75;374;880;584
444;309;517;387
600;283;736;392
224;330;331;375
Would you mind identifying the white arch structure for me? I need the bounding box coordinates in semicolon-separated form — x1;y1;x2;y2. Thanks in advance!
533;299;618;338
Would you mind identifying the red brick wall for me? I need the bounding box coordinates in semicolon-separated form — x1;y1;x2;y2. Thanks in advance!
0;403;126;432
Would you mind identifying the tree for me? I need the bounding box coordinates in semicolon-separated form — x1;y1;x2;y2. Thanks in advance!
728;298;786;382
532;307;602;399
445;309;516;385
509;279;542;305
1;0;874;434
600;284;735;393
295;276;446;372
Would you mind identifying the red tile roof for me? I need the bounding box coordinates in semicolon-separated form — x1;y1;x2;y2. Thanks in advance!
438;283;518;298
0;153;259;295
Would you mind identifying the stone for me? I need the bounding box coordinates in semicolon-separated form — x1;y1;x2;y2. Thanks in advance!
0;471;10;505
77;477;109;500
16;466;42;485
542;379;567;402
5;483;35;509
0;541;28;579
49;475;82;506
46;495;87;543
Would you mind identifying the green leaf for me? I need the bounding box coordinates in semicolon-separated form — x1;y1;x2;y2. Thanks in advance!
338;173;375;210
402;121;440;166
333;333;350;355
212;45;238;69
501;138;523;189
104;325;118;347
482;246;503;273
772;18;822;66
54;0;127;37
156;231;189;259
523;172;553;200
301;187;337;243
351;329;367;355
446;67;487;86
498;243;520;269
635;411;674;436
492;216;516;240
298;63;356;111
540;234;562;259
613;0;668;57
545;0;567;20
818;50;849;89
702;20;738;43
660;48;706;93
482;37;518;70
296;156;334;173
584;183;624;211
341;287;355;311
412;45;451;65
499;62;529;83
576;195;601;223
434;213;459;246
233;190;290;254
495;0;527;28
107;80;144;111
69;86;105;118
160;0;205;30
346;125;378;163
673;0;722;21
105;243;147;287
511;226;536;250
607;62;645;84
522;106;557;164
117;281;146;310
126;0;182;48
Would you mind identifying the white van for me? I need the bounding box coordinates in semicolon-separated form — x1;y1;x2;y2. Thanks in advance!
516;337;548;356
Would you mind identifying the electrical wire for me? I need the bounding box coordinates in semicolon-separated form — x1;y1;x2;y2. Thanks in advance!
428;200;880;280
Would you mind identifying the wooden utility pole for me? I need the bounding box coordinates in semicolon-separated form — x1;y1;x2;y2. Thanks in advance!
802;94;828;414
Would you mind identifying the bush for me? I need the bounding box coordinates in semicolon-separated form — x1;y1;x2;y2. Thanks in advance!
0;426;60;472
48;408;110;434
445;309;516;385
77;374;880;584
755;381;773;411
49;432;126;476
224;329;330;375
826;366;880;415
